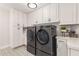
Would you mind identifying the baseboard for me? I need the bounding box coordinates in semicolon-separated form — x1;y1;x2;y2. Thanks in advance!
10;43;26;48
0;43;26;49
13;44;26;49
0;45;10;49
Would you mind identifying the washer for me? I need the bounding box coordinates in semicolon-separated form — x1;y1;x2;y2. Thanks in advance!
36;25;57;56
27;26;36;55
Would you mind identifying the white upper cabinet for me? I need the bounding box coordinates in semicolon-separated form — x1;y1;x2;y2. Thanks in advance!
33;8;43;24
27;4;59;25
59;4;77;25
27;12;35;26
27;8;42;26
49;4;59;23
42;5;49;23
76;4;79;24
42;4;59;23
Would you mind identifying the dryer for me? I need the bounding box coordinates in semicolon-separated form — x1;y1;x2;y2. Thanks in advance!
27;26;36;55
36;25;57;56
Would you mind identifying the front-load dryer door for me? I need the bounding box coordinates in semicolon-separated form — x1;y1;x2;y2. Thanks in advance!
27;30;35;47
37;29;49;45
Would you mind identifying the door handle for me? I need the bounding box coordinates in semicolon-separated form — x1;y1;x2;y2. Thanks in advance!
57;45;58;48
59;41;64;42
17;27;20;30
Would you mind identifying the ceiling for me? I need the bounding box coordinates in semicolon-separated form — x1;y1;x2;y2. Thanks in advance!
0;3;49;13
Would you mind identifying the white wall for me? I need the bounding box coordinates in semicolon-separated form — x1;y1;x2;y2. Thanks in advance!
0;5;10;49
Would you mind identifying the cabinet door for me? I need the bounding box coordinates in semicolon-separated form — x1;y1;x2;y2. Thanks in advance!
49;3;59;22
71;49;79;56
27;12;35;26
42;5;50;23
57;40;68;56
27;8;43;25
18;12;25;45
33;8;43;24
10;9;25;48
77;4;79;24
59;3;76;25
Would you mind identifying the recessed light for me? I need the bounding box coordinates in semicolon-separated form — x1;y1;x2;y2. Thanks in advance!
27;3;37;9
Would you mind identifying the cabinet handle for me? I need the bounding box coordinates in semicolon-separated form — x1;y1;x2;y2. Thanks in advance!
48;18;51;22
58;41;64;42
35;21;38;23
17;27;20;30
57;45;58;48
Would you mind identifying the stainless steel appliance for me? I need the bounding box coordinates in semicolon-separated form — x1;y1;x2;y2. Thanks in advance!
27;26;36;55
36;25;57;56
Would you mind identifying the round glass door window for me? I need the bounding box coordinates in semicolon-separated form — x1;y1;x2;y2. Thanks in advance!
37;29;49;45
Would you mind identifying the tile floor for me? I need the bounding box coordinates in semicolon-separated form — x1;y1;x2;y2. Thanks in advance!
0;46;34;56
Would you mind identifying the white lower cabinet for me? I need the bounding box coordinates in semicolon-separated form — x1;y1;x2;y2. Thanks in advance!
57;37;79;56
57;39;68;56
70;49;79;56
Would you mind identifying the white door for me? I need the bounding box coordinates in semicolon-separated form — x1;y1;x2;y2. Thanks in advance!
57;40;68;56
59;3;76;25
10;9;24;48
18;11;24;46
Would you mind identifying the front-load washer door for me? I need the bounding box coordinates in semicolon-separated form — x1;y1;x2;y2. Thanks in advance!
37;29;49;45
